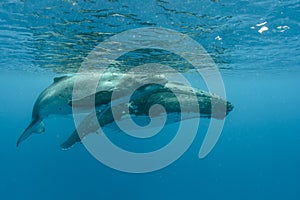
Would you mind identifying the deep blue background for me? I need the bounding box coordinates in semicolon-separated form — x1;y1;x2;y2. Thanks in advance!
1;71;299;200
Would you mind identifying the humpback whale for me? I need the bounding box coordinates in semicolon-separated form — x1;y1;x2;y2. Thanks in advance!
17;71;167;146
61;82;234;149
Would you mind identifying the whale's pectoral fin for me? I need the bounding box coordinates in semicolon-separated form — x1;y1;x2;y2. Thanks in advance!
16;120;45;147
60;130;81;150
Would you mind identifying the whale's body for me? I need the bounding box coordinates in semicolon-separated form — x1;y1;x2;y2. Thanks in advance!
17;71;167;146
17;71;233;148
61;82;234;149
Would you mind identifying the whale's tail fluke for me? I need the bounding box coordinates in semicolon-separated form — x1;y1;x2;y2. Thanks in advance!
16;119;45;147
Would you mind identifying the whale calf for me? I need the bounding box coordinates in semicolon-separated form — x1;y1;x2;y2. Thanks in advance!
17;71;167;146
61;82;234;149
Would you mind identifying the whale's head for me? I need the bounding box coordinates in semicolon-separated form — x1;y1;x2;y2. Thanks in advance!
226;101;234;114
207;97;234;119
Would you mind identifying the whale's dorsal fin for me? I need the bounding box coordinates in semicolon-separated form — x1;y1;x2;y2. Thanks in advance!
53;76;69;83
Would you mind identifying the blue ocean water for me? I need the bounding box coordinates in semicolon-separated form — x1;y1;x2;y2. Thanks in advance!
1;0;300;199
